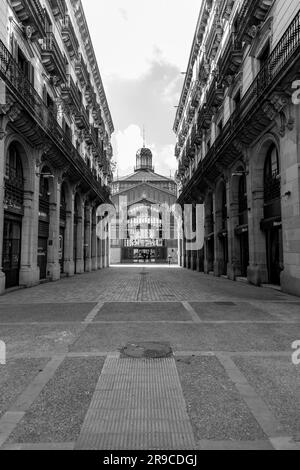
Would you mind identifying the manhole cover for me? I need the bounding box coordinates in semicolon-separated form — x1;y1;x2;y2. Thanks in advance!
121;342;173;359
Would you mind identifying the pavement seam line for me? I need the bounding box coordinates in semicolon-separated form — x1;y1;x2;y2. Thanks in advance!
216;354;300;450
182;302;202;323
84;302;105;323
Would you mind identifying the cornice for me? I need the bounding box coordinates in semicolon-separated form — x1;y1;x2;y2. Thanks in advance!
70;0;114;135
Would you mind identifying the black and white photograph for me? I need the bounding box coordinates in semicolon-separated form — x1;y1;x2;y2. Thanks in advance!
0;0;300;457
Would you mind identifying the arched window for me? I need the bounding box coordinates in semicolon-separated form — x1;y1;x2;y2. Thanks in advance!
264;144;280;203
5;144;24;210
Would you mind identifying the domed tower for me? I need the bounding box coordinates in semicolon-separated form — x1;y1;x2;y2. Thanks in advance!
135;147;154;172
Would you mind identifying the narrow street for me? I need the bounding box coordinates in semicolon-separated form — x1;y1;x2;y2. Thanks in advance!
0;267;299;450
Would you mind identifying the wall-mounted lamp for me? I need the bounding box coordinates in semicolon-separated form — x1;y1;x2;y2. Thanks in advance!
283;191;291;200
38;173;54;179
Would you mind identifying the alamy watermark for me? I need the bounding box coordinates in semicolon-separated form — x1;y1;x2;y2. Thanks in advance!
95;196;204;251
0;341;6;365
291;80;300;105
292;340;300;365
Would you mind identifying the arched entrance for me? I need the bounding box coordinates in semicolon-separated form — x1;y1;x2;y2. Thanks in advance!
2;144;24;288
261;144;283;284
38;167;52;280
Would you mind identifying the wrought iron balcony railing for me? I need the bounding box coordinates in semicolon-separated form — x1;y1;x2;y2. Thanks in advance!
179;9;300;200
0;39;110;203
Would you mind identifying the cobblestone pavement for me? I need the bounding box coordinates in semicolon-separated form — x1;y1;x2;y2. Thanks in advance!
0;266;300;450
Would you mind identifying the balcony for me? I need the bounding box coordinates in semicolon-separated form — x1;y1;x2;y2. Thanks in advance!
61;15;80;60
41;33;67;85
237;0;274;44
10;0;45;40
191;81;201;108
85;84;96;107
0;39;111;203
75;53;90;87
61;74;81;112
206;77;224;110
92;104;102;126
48;0;67;19
74;104;90;130
218;32;243;83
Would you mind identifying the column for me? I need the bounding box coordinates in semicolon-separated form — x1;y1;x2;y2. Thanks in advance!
75;201;85;274
0;129;6;294
247;164;268;286
280;106;300;296
63;191;74;276
214;190;223;277
97;237;102;269
91;208;97;271
19;186;40;287
47;176;61;281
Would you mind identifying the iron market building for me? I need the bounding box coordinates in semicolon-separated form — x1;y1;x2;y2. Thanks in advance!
110;147;178;264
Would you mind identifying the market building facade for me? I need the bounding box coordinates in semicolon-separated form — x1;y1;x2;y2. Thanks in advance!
0;0;113;295
174;0;300;296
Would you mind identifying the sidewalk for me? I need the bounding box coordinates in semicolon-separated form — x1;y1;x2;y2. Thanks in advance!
0;267;299;450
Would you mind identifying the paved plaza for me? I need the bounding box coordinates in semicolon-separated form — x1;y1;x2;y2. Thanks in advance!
0;266;300;450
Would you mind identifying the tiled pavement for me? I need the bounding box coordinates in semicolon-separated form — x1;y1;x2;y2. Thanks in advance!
0;266;300;450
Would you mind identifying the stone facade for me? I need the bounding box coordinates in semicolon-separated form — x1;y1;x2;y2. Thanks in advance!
110;147;178;264
174;0;300;296
0;0;113;294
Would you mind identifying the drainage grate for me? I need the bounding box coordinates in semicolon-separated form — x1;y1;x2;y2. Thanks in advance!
121;342;173;359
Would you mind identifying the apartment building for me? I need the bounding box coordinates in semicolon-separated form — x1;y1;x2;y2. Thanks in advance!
0;0;114;294
174;0;300;296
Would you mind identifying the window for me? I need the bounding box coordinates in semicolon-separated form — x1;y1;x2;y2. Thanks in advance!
217;119;223;136
5;145;24;209
258;42;270;71
17;47;34;86
233;90;241;112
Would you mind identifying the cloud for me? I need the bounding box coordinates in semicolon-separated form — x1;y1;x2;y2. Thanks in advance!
113;126;177;178
82;0;200;81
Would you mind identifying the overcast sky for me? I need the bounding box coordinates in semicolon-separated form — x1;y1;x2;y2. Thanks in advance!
82;0;200;177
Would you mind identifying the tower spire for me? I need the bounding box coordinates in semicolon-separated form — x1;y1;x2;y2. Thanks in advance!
143;125;146;148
